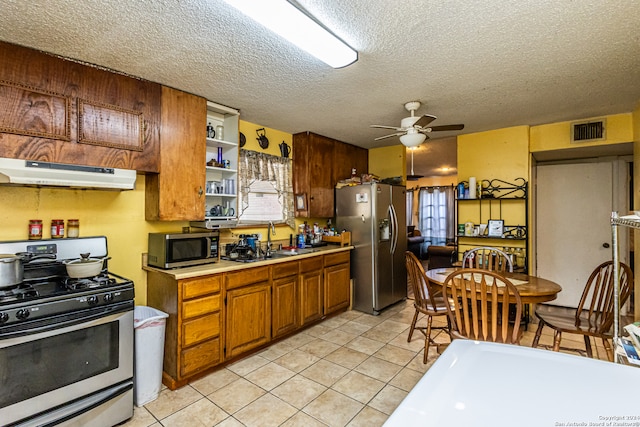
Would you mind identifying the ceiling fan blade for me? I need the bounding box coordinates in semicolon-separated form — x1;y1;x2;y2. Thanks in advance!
370;124;403;131
374;132;405;141
412;114;437;129
429;124;465;132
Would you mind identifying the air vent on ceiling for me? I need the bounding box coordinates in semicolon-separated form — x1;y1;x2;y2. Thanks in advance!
571;118;606;143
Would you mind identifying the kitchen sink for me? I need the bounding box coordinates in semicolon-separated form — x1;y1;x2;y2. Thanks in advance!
270;248;317;258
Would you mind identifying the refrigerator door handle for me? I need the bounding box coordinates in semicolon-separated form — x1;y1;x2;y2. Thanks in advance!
389;204;398;254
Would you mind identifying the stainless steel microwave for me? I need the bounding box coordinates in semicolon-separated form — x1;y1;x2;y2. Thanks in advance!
148;231;219;269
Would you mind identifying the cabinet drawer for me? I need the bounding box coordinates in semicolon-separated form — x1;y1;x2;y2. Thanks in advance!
324;251;350;267
182;312;220;347
180;338;221;377
182;275;221;299
182;294;220;319
226;266;269;290
300;257;322;273
272;261;298;279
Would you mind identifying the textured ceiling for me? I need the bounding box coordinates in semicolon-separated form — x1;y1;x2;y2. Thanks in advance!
1;0;639;177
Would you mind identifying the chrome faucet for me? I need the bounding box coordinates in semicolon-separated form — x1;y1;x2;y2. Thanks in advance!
266;221;275;258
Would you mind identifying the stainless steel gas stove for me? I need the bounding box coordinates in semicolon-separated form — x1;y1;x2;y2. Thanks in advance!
0;236;135;427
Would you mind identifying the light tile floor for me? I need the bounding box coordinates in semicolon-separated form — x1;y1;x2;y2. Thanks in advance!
121;299;611;427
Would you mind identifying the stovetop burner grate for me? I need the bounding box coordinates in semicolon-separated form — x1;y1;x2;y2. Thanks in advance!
63;275;116;290
0;284;39;303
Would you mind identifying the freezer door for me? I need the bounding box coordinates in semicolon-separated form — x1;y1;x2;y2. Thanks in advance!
373;184;395;311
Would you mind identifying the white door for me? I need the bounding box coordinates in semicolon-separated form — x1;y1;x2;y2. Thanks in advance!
536;160;626;308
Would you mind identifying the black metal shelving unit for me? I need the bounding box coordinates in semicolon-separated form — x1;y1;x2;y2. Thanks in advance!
455;178;529;272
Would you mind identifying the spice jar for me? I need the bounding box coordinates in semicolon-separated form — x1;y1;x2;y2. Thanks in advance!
67;219;80;238
51;219;64;239
29;219;43;240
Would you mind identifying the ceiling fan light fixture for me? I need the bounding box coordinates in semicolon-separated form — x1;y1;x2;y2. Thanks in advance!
223;0;358;68
399;132;426;147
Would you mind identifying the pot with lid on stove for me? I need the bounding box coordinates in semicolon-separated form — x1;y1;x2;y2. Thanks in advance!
0;252;57;288
63;253;110;278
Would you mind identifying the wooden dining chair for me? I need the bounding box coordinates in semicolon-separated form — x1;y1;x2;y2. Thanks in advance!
462;247;513;272
531;260;633;361
405;251;450;363
444;268;523;344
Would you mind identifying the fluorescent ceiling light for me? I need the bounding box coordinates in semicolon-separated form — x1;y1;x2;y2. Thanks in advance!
223;0;358;68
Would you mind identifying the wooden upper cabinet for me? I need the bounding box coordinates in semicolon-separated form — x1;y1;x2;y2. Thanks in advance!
293;132;368;218
0;41;161;172
145;87;206;221
332;140;368;183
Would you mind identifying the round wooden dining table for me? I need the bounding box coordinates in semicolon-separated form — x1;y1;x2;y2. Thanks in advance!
425;267;562;304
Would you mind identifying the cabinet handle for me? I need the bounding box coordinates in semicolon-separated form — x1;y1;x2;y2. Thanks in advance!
198;186;203;197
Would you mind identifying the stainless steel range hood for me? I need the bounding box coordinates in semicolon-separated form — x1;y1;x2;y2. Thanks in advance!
0;158;136;190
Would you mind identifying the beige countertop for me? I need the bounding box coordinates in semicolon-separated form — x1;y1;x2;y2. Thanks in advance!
143;245;353;280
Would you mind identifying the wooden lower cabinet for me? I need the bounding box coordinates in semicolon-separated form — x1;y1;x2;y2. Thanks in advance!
146;272;222;389
299;258;324;326
324;252;351;315
272;261;299;338
225;267;271;359
225;283;271;359
146;249;351;389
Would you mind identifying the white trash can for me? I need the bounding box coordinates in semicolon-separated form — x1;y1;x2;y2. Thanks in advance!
133;306;168;407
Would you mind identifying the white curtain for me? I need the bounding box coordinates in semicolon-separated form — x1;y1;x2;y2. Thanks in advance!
406;189;414;227
418;186;455;248
238;150;295;227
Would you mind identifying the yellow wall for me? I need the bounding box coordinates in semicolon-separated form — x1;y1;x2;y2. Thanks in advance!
0;119;296;306
456;126;530;259
0;176;185;305
531;113;633;152
369;145;405;179
220;120;299;245
457;125;530;183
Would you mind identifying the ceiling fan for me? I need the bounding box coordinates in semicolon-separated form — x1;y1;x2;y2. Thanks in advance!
370;101;464;147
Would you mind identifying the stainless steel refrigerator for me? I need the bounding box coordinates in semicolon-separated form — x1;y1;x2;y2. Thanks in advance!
335;183;407;315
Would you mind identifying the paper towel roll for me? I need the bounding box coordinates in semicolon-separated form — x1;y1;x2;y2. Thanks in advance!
469;177;477;199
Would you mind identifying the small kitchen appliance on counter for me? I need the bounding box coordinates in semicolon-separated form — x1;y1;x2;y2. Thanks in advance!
0;236;135;426
148;230;219;269
222;234;260;262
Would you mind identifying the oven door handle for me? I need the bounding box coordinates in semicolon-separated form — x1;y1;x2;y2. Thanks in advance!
0;302;133;340
9;380;133;427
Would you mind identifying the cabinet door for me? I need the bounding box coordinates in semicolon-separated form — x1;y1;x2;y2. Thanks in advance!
145;86;206;221
293;132;334;218
332;141;368;183
324;262;351;315
272;275;298;338
225;282;271;359
299;269;324;326
0;41;161;173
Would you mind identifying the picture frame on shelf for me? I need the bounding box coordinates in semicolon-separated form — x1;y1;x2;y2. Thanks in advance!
488;220;504;237
295;193;307;211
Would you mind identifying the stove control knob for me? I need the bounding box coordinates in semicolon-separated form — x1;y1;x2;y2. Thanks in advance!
87;296;99;306
103;293;113;303
16;309;30;320
0;312;8;324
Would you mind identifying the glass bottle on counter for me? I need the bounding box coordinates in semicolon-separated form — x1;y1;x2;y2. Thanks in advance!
67;219;80;238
